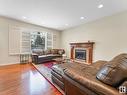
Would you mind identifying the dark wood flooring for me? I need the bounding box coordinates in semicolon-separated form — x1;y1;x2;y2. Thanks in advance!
0;63;62;95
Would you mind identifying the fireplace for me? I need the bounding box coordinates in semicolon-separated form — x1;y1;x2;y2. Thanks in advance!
75;49;86;61
70;42;94;64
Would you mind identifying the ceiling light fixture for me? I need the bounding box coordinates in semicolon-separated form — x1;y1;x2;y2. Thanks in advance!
98;4;103;8
65;24;69;26
22;16;27;19
41;22;45;24
80;17;85;20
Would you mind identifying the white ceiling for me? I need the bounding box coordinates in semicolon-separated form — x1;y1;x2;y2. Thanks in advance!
0;0;127;31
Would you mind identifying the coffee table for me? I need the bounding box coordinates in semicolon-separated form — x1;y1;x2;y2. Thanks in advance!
53;57;72;64
53;58;65;64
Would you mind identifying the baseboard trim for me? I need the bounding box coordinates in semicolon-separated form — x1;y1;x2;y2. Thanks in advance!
0;62;20;66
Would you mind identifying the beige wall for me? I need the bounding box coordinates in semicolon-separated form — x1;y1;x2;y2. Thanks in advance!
0;17;61;65
61;11;127;62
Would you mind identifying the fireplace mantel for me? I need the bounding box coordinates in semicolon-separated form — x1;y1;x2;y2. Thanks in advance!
70;42;94;64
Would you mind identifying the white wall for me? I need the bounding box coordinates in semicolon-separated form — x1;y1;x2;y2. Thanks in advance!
61;11;127;62
0;17;61;65
1;11;127;65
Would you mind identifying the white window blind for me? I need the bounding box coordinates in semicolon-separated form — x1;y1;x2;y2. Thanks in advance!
46;32;53;49
9;25;31;55
53;34;57;48
9;25;21;55
20;30;31;54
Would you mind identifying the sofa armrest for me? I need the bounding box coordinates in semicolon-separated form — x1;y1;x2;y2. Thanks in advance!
32;54;38;64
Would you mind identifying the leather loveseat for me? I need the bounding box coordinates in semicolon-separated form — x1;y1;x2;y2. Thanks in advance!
32;49;65;64
51;53;127;95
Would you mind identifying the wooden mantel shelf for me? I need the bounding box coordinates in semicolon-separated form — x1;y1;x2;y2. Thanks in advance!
70;42;95;45
70;41;95;64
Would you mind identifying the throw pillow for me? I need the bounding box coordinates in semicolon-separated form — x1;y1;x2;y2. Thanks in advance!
58;49;65;55
51;49;58;54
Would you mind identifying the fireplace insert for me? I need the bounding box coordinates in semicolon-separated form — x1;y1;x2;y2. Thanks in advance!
75;49;86;61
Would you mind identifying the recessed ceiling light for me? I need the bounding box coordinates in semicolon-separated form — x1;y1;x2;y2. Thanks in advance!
55;26;59;28
98;4;103;8
80;17;86;20
41;22;45;24
22;16;27;19
65;24;69;26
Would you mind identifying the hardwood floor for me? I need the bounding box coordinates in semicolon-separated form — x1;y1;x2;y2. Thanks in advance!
0;63;62;95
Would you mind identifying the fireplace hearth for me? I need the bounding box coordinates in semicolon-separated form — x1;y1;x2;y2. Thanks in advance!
70;42;94;64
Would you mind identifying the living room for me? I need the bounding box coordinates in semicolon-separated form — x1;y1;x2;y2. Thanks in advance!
0;0;127;95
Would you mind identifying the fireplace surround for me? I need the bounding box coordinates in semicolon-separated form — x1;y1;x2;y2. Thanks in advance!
70;42;94;64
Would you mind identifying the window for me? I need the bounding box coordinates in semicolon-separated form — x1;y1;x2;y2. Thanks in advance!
9;25;54;55
31;32;53;51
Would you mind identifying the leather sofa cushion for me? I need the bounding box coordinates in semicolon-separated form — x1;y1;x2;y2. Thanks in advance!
51;62;90;75
45;49;51;54
32;49;44;55
96;53;127;87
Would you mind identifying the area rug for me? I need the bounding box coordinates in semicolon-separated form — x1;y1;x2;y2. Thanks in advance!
43;61;56;69
32;61;65;95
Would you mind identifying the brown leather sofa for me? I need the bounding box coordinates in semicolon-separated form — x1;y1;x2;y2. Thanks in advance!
51;53;127;95
32;49;65;64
